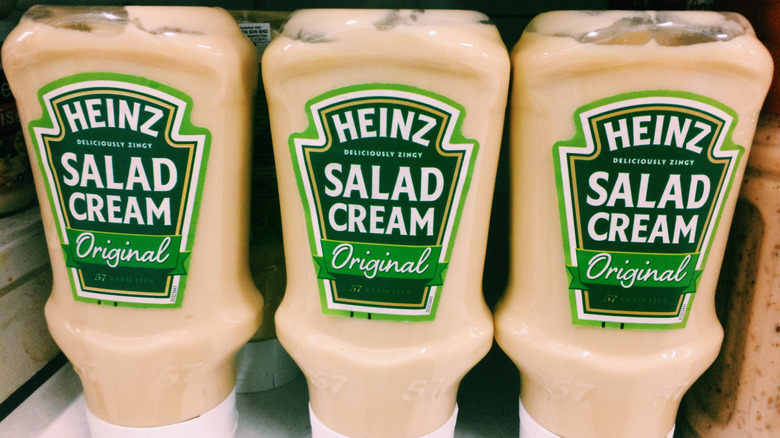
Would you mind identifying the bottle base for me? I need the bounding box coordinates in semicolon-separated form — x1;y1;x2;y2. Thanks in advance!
85;387;238;438
309;403;458;438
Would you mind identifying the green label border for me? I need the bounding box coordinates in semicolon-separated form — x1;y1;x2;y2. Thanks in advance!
289;83;478;321
553;90;741;330
29;72;210;308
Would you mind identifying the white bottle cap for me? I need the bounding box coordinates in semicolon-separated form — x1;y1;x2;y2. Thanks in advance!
309;403;458;438
84;388;238;438
235;337;301;393
519;399;676;438
519;399;561;438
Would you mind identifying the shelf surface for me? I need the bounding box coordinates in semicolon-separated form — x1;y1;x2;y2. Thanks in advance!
0;350;519;437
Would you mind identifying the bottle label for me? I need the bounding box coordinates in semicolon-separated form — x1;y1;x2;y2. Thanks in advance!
238;22;272;55
290;84;478;321
554;91;741;329
29;73;210;308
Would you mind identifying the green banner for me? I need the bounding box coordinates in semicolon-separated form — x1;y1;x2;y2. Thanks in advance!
62;229;188;275
568;249;701;292
315;240;447;285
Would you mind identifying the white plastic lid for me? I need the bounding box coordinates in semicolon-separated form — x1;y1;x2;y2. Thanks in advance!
235;338;301;393
309;403;458;438
519;399;675;438
85;388;238;438
519;400;560;438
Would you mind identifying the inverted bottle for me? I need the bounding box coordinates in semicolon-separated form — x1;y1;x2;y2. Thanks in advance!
262;9;509;438
1;5;262;436
494;10;773;438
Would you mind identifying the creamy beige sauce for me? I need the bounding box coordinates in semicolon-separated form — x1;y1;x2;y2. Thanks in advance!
263;9;509;437
493;10;773;438
1;5;262;427
678;112;780;437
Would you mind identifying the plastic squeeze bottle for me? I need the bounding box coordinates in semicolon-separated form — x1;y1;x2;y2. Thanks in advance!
1;5;262;437
493;10;773;438
263;9;509;438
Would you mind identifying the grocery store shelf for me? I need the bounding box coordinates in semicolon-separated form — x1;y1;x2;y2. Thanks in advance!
0;344;520;437
0;361;312;437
